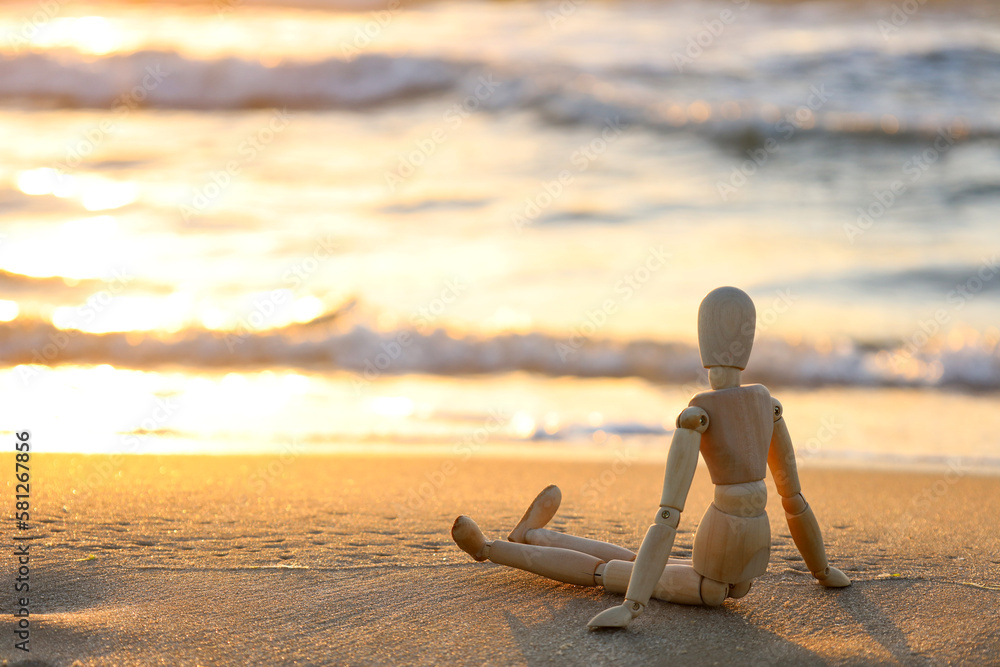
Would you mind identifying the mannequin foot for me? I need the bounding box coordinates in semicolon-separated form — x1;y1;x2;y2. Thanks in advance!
452;515;489;561
508;485;562;543
728;580;752;599
587;600;643;630
816;566;851;588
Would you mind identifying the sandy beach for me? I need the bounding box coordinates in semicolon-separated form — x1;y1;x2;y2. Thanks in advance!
2;0;1000;665
2;452;998;666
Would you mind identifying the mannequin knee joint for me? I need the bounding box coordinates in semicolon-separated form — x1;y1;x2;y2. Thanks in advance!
700;578;728;606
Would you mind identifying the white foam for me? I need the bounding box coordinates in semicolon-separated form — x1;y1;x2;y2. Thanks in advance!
5;320;1000;391
0;51;467;109
0;48;997;145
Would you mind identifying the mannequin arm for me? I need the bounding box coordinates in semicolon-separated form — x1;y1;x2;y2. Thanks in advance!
767;398;850;588
588;406;708;629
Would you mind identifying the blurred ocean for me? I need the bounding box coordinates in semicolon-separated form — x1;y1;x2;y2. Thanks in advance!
0;0;998;470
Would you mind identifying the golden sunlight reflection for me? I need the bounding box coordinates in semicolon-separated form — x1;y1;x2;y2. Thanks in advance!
199;305;229;330
0;300;19;322
370;396;415;418
53;293;195;334
0;366;327;454
282;373;312;395
292;296;324;323
510;411;537;439
2;366;997;459
880;114;901;135
687;101;711;123
542;412;560;435
0;216;122;279
660;103;687;126
16;168;64;196
29;16;122;55
215;372;276;417
484;306;533;333
81;181;140;211
51;292;331;335
0;9;422;61
197;293;327;332
15;169;138;211
0;365;166;454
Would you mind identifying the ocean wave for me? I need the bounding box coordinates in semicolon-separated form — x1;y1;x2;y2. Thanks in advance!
0;51;469;109
2;320;999;391
1;48;997;146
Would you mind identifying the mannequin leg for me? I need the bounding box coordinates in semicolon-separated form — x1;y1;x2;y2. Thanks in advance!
507;485;637;562
453;515;603;586
453;516;703;598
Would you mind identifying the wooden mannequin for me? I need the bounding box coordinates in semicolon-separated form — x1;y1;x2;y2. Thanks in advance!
451;286;850;630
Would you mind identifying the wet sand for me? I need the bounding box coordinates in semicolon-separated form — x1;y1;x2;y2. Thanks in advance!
2;453;999;666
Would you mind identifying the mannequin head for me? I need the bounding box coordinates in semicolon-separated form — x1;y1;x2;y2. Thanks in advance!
697;286;756;388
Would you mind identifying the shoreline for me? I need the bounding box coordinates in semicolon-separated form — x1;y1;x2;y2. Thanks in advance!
13;443;1000;478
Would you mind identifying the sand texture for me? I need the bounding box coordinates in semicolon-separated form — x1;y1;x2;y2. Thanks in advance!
2;453;999;666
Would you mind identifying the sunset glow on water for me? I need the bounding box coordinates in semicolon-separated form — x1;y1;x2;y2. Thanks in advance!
0;0;998;470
